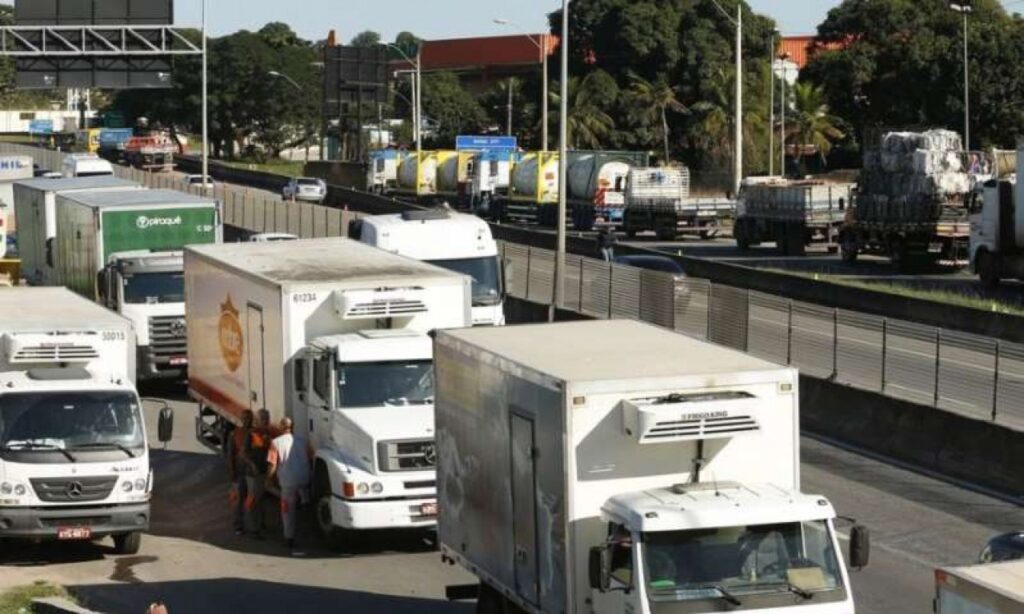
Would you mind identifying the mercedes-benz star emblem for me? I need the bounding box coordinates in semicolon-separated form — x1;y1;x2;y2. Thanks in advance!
66;482;84;498
422;443;437;466
170;318;187;338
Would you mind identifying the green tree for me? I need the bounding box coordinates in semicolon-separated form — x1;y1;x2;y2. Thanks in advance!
350;30;382;48
787;82;844;168
626;73;687;163
551;70;618;150
420;72;487;145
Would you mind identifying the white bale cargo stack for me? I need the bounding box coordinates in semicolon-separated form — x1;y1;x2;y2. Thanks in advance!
186;237;472;539
436;320;865;614
13;176;144;285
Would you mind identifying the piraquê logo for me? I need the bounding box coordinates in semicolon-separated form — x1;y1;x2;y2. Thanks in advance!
218;296;244;373
136;215;183;230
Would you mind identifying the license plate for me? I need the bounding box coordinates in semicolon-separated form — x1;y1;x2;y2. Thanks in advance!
419;502;438;517
928;243;943;254
169;356;188;366
57;527;92;540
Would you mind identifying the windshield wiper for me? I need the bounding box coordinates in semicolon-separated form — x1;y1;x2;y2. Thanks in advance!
71;442;137;458
1;442;77;462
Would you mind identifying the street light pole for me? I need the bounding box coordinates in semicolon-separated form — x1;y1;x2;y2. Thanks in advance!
415;47;422;157
781;57;787;177
494;19;549;150
387;44;422;154
552;0;569;321
950;2;972;149
734;4;743;197
201;0;208;192
769;32;775;176
507;78;514;136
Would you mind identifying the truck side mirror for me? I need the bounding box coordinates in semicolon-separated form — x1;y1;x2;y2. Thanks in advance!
588;546;606;591
157;405;174;443
849;524;870;569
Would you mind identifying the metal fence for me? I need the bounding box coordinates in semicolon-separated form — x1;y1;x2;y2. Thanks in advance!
500;243;1024;433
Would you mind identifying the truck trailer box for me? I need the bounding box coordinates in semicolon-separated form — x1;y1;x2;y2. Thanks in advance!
434;320;844;614
0;155;36;232
935;560;1024;613
54;189;221;298
185;237;472;428
0;287;137;384
14;176;144;285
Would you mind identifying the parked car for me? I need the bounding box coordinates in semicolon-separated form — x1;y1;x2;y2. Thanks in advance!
613;253;686;276
248;232;298;243
282;177;327;203
185;174;215;190
981;532;1024;563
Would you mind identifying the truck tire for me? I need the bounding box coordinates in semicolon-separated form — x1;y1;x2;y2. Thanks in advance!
476;584;526;614
775;225;789;256
889;240;909;273
314;468;347;551
840;232;859;263
978;251;1002;290
112;531;142;555
786;224;807;257
735;220;751;251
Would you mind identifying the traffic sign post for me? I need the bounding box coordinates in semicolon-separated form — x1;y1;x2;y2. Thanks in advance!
28;119;53;135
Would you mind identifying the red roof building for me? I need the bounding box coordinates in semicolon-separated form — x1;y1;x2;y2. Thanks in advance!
779;35;849;70
390;34;559;89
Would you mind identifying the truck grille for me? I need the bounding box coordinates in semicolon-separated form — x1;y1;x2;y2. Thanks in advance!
149;316;187;359
29;476;118;503
378;439;437;472
39;515;113;527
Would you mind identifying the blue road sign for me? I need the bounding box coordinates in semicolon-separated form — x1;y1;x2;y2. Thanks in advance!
456;135;518;151
28;119;53;135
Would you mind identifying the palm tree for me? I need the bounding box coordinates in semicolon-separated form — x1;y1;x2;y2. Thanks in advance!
686;68;732;169
550;71;616;150
787;82;844;167
626;73;687;163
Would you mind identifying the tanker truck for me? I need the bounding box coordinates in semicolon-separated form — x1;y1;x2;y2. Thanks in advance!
393;151;439;199
466;149;519;215
497;151;559;225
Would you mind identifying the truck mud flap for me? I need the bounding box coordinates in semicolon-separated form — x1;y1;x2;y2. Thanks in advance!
445;584;479;601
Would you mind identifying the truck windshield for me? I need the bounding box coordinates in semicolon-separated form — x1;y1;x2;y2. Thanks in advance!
427;256;501;306
643;520;844;609
123;271;185;304
337;360;433;408
0;391;144;453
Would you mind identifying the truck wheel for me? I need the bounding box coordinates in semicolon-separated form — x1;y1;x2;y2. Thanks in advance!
775;227;788;255
734;220;751;251
786;224;807;257
889;240;909;273
978;251;1002;290
476;584;524;614
112;531;142;555
840;233;858;263
315;469;346;551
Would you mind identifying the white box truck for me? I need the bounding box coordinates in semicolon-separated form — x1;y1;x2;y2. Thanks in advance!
13;176;143;285
0;287;171;554
55;189;222;380
355;209;505;326
0;155;36;234
185;237;472;546
934;560;1024;613
62;153;115;178
435;320;869;614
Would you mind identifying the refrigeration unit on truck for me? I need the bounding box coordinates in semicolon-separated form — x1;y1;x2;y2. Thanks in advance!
366;149;399;194
13;176;144;285
0;155;36;234
934;560;1024;613
185;237;472;546
54;189;222;380
0;287;172;555
969;145;1024;288
435;319;869;614
735;178;853;256
355;209;505;326
63;153;115;178
622;166;736;240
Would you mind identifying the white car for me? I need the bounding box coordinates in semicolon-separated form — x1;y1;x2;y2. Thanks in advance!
185;174;215;190
282;177;327;203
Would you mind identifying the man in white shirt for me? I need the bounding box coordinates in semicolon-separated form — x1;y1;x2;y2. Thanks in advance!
265;417;312;552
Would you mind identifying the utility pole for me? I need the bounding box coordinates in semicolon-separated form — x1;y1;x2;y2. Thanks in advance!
781;55;788;177
734;4;742;197
415;47;422;156
542;44;549;150
962;9;970;150
201;0;208;192
507;78;514;136
552;0;569;321
769;32;775;176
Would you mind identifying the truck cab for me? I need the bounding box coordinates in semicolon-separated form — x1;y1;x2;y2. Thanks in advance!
297;329;439;540
356;210;505;326
100;250;188;379
366;149;399;193
969;149;1024;287
591;483;860;613
62;154;115;178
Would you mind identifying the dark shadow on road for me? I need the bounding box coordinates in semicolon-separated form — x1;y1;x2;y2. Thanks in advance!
0;539;114;567
71;578;473;614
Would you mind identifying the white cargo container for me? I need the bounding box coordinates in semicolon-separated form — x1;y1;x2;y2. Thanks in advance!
185;237;472;543
13;176;143;285
935;560;1024;613
0;287;168;554
435;320;867;614
0;155;36;233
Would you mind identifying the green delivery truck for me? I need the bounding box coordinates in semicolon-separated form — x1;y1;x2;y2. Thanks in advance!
56;189;222;380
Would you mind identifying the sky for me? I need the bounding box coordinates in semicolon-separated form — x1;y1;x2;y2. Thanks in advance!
174;0;845;43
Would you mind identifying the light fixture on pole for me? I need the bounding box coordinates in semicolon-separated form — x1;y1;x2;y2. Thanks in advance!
494;18;549;151
551;0;569;321
949;1;972;150
387;43;422;156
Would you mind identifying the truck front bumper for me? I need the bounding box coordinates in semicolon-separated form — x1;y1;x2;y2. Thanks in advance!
138;345;187;380
331;495;437;530
0;502;150;539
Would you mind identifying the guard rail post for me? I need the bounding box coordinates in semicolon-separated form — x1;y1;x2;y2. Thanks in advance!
881;319;888;393
992;341;1001;422
578;258;585;312
786;300;794;365
524;249;532;300
607;262;614;320
934;329;942;408
832;308;839;380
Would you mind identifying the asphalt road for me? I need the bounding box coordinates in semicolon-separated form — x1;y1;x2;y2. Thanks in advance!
0;387;1019;613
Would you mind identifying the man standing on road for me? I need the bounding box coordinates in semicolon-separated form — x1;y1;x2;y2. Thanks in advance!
266;417;312;553
598;226;617;261
226;410;254;536
243;410;271;538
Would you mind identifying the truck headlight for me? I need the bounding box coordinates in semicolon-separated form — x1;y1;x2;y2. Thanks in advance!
13;484;25;496
356;483;370;495
371;482;383;494
134;478;147;492
0;482;11;495
121;481;133;493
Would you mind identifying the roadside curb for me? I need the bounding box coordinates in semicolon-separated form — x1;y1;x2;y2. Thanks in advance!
32;597;102;614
